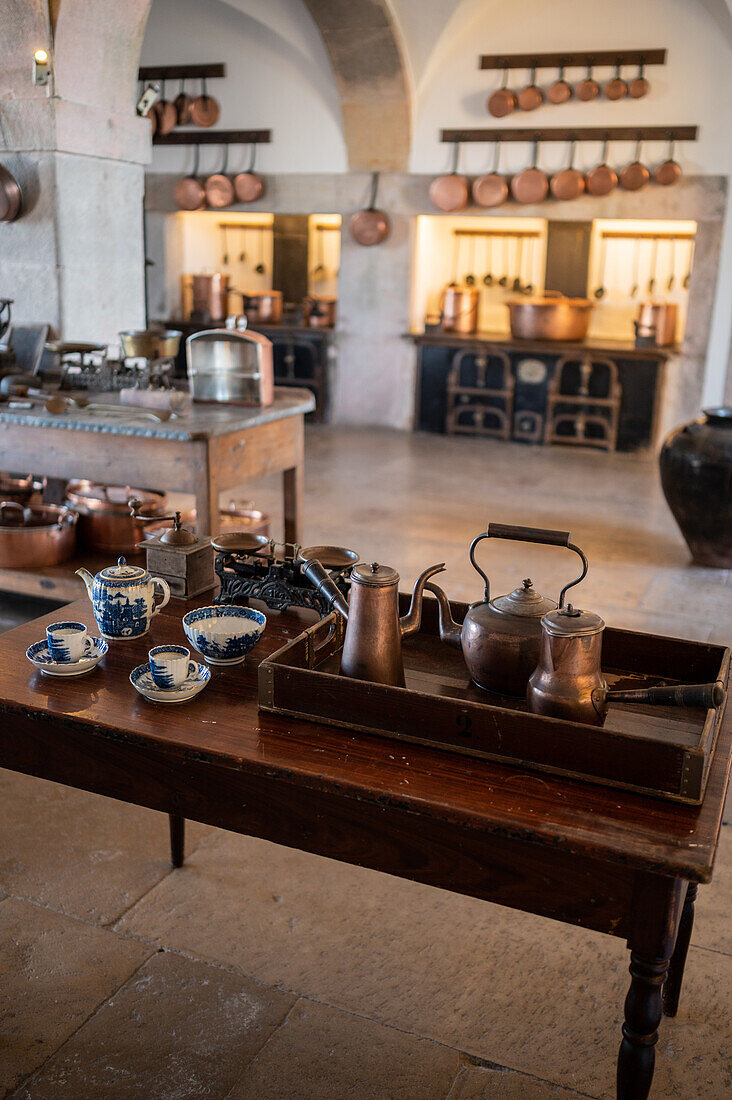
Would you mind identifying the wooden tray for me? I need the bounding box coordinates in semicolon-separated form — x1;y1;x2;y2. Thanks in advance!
258;594;730;805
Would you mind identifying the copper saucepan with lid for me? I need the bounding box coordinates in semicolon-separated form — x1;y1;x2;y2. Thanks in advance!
472;141;508;208
510;139;549;204
429;143;469;212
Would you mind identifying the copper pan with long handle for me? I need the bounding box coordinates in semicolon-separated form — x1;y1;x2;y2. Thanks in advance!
472;141;508;208
234;143;265;203
605;60;628;101
487;66;516;118
174;79;192;125
190;76;220;128
517;66;543;112
576;61;599;102
153;80;177;136
204;145;234;209
619;139;650;191
654;138;682;186
350;172;390;246
510;139;548;204
585;139;618;196
547;63;573;105
174;144;206;211
550;140;585;201
429;142;469;212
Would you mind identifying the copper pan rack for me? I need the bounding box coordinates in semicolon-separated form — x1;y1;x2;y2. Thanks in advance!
479;50;667;70
440;126;698;143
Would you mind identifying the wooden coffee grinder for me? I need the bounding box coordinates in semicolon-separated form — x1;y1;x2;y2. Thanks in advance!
129;498;215;599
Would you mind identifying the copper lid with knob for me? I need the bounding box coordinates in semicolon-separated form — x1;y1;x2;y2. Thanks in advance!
541;603;605;637
351;561;400;588
491;578;557;618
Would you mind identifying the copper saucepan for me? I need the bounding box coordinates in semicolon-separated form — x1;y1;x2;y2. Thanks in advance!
429;143;469;212
654;139;682;186
619;139;650;191
153;80;177;136
605;61;628;101
510;140;549;204
234;144;265;203
174;79;192;125
204;145;234;209
628;61;650;99
190;77;220;128
585;139;618;197
0;164;22;223
576;62;600;102
550;140;585;201
0;501;77;568
547;63;573;105
174;144;206;211
472;141;508;208
487;66;516;118
350;172;390;246
517;66;543;112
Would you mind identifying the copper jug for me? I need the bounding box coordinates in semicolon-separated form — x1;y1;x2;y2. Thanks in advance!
301;558;445;686
527;605;607;725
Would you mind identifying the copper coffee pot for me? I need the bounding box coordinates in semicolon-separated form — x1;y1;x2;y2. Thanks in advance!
528;604;725;725
427;523;588;696
301;558;445;687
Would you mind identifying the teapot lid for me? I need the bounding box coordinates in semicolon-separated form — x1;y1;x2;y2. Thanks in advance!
351;561;399;588
99;556;148;583
542;604;605;637
491;579;557;618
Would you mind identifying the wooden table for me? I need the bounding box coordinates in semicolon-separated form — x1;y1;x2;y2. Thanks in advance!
0;387;314;541
1;596;730;1100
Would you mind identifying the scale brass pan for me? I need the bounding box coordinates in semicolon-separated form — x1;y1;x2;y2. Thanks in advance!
210;531;270;554
298;545;359;571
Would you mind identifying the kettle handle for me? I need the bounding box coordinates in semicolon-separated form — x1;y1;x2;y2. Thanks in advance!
468;523;588;606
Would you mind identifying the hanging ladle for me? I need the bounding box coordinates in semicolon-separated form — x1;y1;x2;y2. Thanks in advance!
522;236;535;296
630;238;641;298
483;235;494;287
512;235;525;293
255;226;266;275
683;239;694;289
647;237;659;296
594;235;608;300
667;237;676;291
498;235;509;287
464;235;477;286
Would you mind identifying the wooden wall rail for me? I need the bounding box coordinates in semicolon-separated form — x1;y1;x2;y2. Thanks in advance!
139;64;226;81
440;126;698;143
479;50;667;70
153;130;272;146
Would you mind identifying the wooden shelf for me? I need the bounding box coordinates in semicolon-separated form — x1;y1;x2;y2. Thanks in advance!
479;50;667;70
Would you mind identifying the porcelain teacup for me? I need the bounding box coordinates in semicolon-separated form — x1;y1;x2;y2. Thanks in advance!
46;621;87;663
148;644;192;689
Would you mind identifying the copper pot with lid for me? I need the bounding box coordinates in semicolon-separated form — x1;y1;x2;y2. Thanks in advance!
427;523;589;696
0;501;77;568
66;481;167;555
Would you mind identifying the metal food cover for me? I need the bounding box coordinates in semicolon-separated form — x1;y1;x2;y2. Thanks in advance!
186;329;273;406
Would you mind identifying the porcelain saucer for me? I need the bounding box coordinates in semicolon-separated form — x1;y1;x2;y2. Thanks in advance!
130;660;210;704
26;636;108;677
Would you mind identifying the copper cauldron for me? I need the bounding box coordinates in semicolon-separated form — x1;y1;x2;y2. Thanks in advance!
507;292;593;342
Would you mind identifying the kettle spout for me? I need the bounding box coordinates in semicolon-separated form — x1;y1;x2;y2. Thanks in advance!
400;562;446;638
75;567;94;601
424;580;462;649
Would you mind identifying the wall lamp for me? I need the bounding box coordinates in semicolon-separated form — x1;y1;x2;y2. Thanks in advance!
32;48;51;87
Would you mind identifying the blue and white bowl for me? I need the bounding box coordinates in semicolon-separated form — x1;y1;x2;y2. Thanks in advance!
182;605;266;666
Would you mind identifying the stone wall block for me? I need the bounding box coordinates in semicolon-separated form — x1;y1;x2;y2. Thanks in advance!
55;156;145;271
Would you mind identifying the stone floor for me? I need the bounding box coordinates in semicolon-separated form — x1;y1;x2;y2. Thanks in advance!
1;427;731;1099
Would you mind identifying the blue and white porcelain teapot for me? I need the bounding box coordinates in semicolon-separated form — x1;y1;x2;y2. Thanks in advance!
76;557;170;640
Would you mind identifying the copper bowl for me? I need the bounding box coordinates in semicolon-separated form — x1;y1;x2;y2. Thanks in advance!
506;294;593;342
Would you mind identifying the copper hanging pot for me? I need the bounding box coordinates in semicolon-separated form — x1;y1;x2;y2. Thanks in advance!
619;139;650;191
174;79;192;125
472;141;508;208
0;164;22;223
174;144;206;211
605;60;628;101
429;143;469;212
547;63;573;105
234;143;265;203
576;62;600;102
204;145;234;209
350;172;390;246
517;66;543;112
584;138;618;197
510;139;549;204
550;140;585;201
487;66;516;118
628;61;650;99
654;138;682;186
190;77;220;128
153;80;177;136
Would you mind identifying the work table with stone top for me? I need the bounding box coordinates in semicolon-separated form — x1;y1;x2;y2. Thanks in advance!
0;387;315;441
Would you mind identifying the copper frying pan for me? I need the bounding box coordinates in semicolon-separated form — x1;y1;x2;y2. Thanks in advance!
576;62;599;101
174;145;206;211
0;164;22;223
547;63;573;105
429;143;469;212
174;79;192;125
190;77;220;128
585;139;618;197
204;146;234;209
550;141;585;201
628;61;650;99
654;139;682;186
517;66;543;112
234;144;265;203
619;139;650;191
605;61;628;101
487;67;516;118
350;172;390;246
153;81;177;136
510;140;549;204
472;142;508;208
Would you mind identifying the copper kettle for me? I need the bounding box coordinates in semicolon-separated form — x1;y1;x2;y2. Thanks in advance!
301;558;445;687
426;523;588;696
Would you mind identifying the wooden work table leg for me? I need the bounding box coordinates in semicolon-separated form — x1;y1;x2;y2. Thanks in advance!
192;441;219;538
168;814;185;868
663;882;698;1017
617;875;684;1100
283;417;304;544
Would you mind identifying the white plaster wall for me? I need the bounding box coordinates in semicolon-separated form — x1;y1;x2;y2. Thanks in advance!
140;0;347;176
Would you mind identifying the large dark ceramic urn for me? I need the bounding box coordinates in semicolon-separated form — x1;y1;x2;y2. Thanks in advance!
659;407;732;568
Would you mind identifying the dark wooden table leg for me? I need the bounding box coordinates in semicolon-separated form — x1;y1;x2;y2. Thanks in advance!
663;882;698;1017
168;813;185;868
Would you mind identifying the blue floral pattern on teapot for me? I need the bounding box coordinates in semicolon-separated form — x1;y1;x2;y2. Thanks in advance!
76;557;171;640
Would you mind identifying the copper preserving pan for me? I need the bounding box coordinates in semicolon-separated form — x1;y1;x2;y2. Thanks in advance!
234;144;265;203
174;145;206;211
204;146;234;209
429;144;469;212
550;141;585;201
487;67;516;117
0;502;77;568
585;139;618;197
472;142;508;208
619;140;650;191
510;140;548;204
66;482;167;555
350;172;391;245
507;292;593;341
654;139;682;186
0;164;22;223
